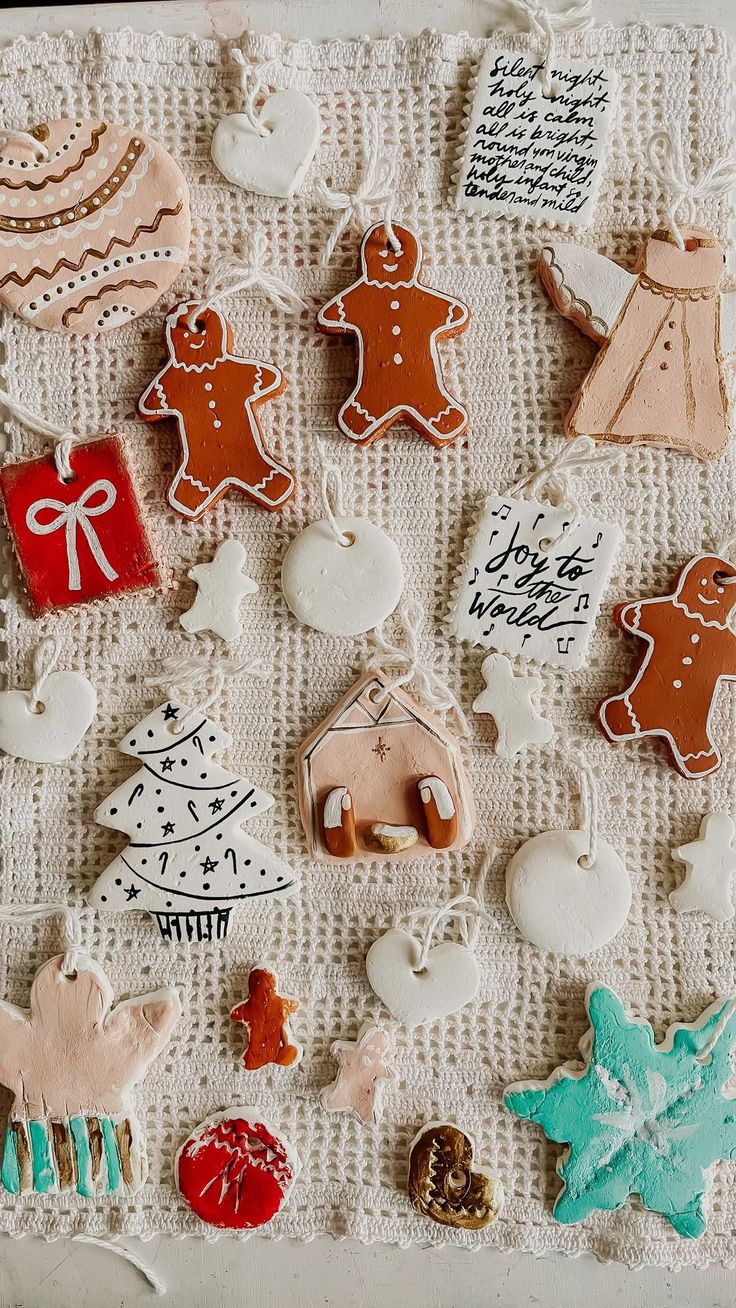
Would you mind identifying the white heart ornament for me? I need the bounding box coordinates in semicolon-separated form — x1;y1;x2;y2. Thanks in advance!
211;91;321;199
365;928;480;1029
0;672;96;763
505;829;631;956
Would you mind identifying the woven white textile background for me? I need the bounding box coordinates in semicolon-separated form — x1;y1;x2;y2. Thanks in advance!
0;23;734;1268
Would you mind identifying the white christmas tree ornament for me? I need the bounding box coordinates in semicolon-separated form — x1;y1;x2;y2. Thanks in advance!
87;699;298;943
180;539;258;642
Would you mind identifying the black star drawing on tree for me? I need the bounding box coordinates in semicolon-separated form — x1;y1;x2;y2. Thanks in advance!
88;701;299;943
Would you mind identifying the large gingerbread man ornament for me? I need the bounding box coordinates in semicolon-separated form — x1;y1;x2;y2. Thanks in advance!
230;967;302;1071
598;553;736;778
317;222;470;446
140;302;296;520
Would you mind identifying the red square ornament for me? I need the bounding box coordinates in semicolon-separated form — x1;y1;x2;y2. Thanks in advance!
0;435;159;615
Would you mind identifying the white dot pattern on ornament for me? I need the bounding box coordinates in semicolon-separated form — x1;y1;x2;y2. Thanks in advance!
0;25;734;1268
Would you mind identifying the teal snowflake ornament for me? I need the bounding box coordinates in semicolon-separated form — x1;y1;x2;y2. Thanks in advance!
504;984;736;1238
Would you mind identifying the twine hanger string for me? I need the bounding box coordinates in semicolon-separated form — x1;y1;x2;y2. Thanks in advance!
26;636;61;714
647;125;736;250
503;0;594;97
228;51;279;138
316;107;401;265
146;655;269;731
401;894;495;973
507;434;617;549
187;228;307;330
573;754;599;869
315;441;351;546
367;599;470;736
0;386;79;481
0;901;83;977
0;129;50;161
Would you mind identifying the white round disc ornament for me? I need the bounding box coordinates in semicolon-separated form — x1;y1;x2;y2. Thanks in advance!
0;671;96;763
281;514;404;636
212;90;320;200
505;829;631;956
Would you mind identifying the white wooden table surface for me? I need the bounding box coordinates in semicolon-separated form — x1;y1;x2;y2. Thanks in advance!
0;2;734;1304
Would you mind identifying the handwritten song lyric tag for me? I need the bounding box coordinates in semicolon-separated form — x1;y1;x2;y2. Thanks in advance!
456;48;617;227
451;496;621;670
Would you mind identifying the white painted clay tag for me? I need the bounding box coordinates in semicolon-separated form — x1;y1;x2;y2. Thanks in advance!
451;495;620;669
455;48;617;227
281;514;404;637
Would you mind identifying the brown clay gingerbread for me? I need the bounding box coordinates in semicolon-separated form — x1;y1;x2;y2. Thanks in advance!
317;221;470;447
139;302;296;520
598;553;736;778
230;967;302;1071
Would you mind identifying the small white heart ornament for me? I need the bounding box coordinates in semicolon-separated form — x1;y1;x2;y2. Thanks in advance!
0;672;96;763
211;90;321;199
506;829;631;956
365;928;480;1029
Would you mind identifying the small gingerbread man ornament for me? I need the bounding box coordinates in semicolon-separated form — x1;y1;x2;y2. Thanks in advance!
320;1024;393;1125
317;222;470;446
140;302;296;520
598;553;736;778
230;966;302;1071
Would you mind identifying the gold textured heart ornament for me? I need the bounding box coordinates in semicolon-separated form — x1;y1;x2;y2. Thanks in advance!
408;1121;504;1230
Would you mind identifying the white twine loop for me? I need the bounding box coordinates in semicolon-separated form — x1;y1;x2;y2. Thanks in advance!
73;1236;165;1296
0;129;50;161
458;848;495;950
26;479;119;592
574;755;599;869
504;0;594;97
316;107;401;266
715;534;736;586
403;894;494;973
508;435;616;548
146;654;269;729
27;635;61;714
0;386;78;481
0;901;84;977
367;599;470;736
229;50;277;138
695;999;736;1065
647;127;736;251
316;441;350;546
187;232;307;331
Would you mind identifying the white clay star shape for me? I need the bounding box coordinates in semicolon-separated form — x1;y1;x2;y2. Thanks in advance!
179;539;258;642
669;812;736;923
320;1024;393;1125
472;653;553;759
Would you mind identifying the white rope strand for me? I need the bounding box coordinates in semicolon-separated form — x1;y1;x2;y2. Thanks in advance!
147;655;268;727
574;755;599;869
73;1236;166;1296
0;386;77;481
316;107;400;265
0;129;50;161
367;599;470;735
187;232;307;329
316;442;351;546
504;0;594;97
695;999;736;1064
27;636;61;714
508;435;617;546
402;894;494;972
0;901;84;977
460;849;495;949
648;127;736;249
229;51;276;138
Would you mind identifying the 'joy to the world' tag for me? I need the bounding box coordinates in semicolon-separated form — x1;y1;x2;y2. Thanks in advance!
455;48;616;227
450;495;620;670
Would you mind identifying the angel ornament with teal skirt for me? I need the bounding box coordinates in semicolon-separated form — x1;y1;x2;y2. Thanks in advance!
0;950;180;1197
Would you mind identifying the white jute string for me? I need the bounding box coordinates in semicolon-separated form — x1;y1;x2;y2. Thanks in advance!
504;0;594;97
0;129;49;161
0;901;83;977
73;1236;166;1296
27;636;61;714
402;894;495;973
316;441;351;546
0;386;77;480
229;50;277;138
367;599;470;736
146;655;269;729
187;231;307;330
647;126;736;250
574;755;599;869
458;849;495;949
695;999;736;1064
715;534;736;585
316;107;400;266
508;434;616;547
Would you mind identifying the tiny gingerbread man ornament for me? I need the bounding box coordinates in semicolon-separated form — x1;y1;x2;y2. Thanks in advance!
320;1024;393;1125
472;653;554;758
598;553;736;778
140;237;303;520
230;966;302;1071
670;812;736;923
180;539;258;642
317;220;470;447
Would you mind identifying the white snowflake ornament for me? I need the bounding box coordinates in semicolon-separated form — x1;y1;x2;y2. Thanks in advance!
180;539;258;642
472;653;553;758
670;812;736;923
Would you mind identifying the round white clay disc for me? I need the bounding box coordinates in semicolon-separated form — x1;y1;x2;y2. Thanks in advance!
281;515;404;636
505;829;632;956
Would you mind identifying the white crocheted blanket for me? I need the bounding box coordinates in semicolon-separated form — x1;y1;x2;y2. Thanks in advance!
0;24;734;1268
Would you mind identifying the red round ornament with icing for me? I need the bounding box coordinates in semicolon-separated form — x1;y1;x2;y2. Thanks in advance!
176;1107;299;1230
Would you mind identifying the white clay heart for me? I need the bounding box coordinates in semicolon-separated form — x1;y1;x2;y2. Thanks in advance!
505;829;631;955
365;928;480;1029
211;91;321;199
0;672;96;763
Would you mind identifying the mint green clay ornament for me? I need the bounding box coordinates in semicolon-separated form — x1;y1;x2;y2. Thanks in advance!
504;984;736;1238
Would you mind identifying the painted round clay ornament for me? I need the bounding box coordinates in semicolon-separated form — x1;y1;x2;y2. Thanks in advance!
0;119;191;333
408;1121;504;1230
176;1107;300;1229
506;829;631;956
281;514;404;636
212;90;320;199
0;637;96;763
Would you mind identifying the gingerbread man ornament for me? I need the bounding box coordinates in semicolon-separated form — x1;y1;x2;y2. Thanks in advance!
317;222;470;446
598;553;736;778
230;967;302;1071
140;302;296;520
